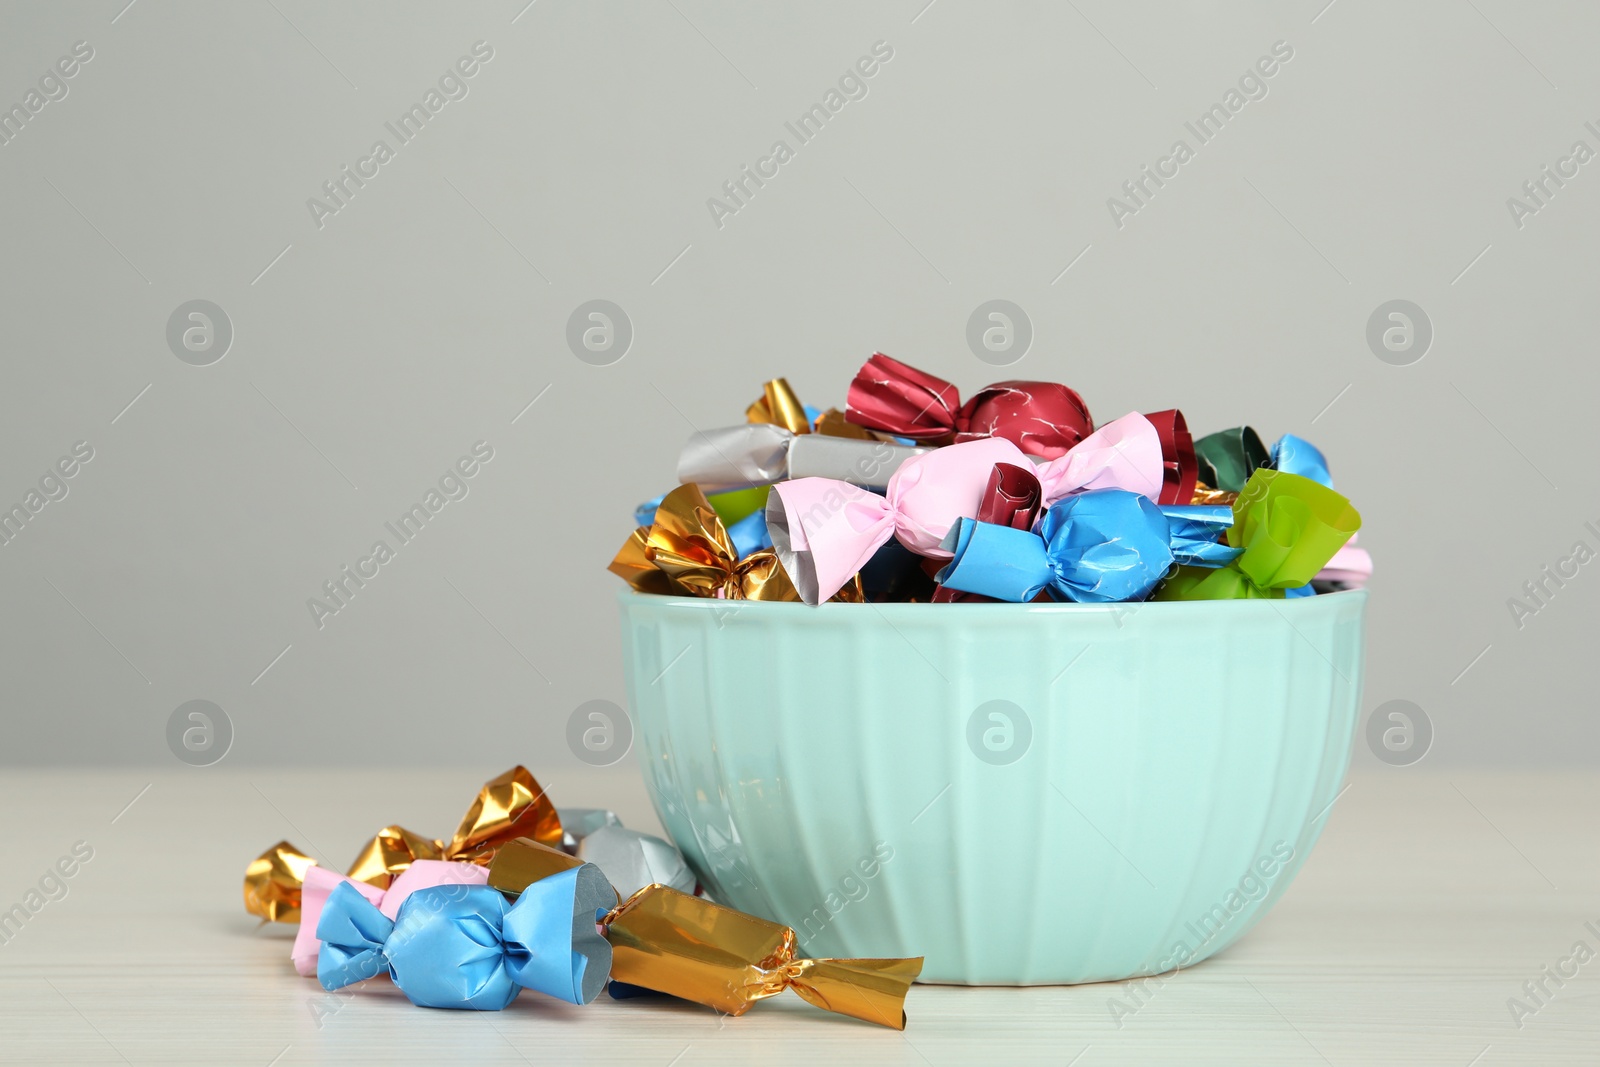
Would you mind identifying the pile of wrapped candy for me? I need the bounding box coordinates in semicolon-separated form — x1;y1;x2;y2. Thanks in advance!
613;353;1370;604
245;766;922;1027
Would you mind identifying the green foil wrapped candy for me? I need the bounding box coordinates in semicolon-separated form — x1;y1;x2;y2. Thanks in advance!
1193;426;1269;492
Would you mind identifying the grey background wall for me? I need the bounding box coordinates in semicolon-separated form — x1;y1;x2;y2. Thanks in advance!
0;0;1593;767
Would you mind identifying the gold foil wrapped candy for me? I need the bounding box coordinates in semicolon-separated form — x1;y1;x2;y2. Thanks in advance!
1190;480;1239;506
345;765;563;888
602;884;924;1029
243;766;562;920
610;484;862;603
242;841;315;923
746;376;885;441
486;836;619;906
746;378;812;435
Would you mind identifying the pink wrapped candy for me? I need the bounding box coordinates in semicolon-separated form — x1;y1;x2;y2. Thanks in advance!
1317;536;1372;587
769;415;1166;604
290;859;489;976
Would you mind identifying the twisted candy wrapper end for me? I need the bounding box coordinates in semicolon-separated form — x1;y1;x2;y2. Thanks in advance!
745;377;811;435
677;424;927;493
1155;469;1360;600
769;438;1025;604
813;407;882;440
768;478;894;606
1033;412;1165;505
1194;426;1269;492
447;765;562;864
612;483;839;602
577;825;696;900
634;486;769;535
1158;504;1244;569
291;865;386;976
846;353;1095;458
293;858;500;976
935;519;1053;602
1270;433;1332;488
343;766;562;888
845;352;961;441
244;841;315;923
602;884;923;1029
937;490;1173;604
344;825;445;888
317;869;614;1010
556;808;623;852
1145;408;1198;506
1318;537;1372;586
931;461;1042;602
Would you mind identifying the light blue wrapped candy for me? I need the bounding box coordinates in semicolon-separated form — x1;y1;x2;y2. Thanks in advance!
632;495;664;528
936;489;1174;603
725;509;772;556
1157;504;1244;569
1269;433;1332;488
634;495;771;556
316;866;614;1010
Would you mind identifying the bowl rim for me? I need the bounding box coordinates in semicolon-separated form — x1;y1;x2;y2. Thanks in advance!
617;586;1368;616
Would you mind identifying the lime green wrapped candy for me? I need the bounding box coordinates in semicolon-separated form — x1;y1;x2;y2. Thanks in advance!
1155;469;1360;600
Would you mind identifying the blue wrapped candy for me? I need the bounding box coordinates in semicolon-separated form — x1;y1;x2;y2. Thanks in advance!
935;489;1174;603
316;865;614;1010
636;493;771;556
1157;504;1244;568
725;509;772;556
1269;433;1332;488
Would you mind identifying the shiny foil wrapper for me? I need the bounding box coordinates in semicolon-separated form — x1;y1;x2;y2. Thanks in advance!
602;884;923;1029
244;841;316;923
1190;481;1239;506
1155;469;1361;601
1145;408;1198;506
488;836;619;906
492;831;694;904
577;826;696;900
677;424;928;493
447;765;562;865
745;377;889;442
745;378;812;435
845;353;1093;457
557;807;623;852
345;766;561;888
611;484;862;603
932;462;1042;603
345;825;446;888
246;767;564;916
812;407;882;440
1194;426;1269;493
952;381;1093;458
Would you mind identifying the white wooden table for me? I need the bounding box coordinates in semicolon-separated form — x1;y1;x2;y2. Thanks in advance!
0;767;1594;1065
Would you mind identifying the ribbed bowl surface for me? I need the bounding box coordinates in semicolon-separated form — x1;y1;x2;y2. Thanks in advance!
619;588;1366;984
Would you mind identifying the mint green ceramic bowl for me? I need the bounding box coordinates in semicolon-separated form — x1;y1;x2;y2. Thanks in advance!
618;589;1366;985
